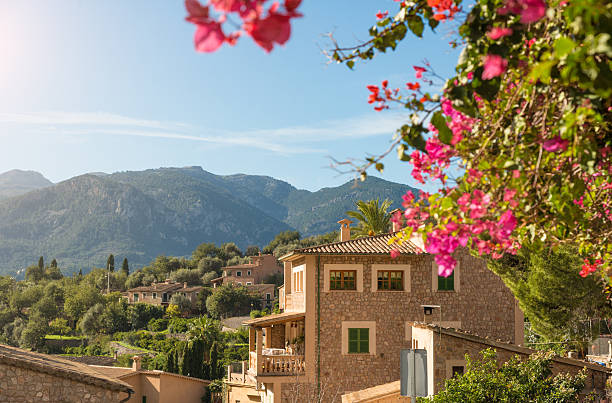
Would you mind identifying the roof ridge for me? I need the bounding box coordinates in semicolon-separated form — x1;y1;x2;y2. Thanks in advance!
294;231;399;251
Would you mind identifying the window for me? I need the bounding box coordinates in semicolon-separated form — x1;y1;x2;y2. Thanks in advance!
266;293;271;301
236;271;242;277
162;293;167;302
142;396;147;403
246;282;252;285
133;293;139;302
452;366;464;377
330;270;356;290
152;292;157;299
377;271;403;290
438;270;454;291
348;328;369;354
142;293;147;298
293;270;304;292
247;270;251;275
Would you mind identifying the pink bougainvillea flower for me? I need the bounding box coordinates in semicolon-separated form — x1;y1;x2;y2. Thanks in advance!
542;136;569;152
390;249;400;259
487;27;513;40
246;10;293;52
285;0;302;12
185;0;210;21
406;82;420;90
498;0;547;24
194;21;226;53
413;66;426;79
520;0;547;23
482;54;508;80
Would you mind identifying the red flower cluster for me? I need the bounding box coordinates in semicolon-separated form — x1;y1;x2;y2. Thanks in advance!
366;80;398;111
427;0;460;21
185;0;302;53
580;258;603;277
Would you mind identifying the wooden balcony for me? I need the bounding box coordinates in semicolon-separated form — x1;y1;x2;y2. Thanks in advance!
249;351;305;376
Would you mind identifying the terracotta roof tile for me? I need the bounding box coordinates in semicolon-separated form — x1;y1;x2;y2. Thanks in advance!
283;232;419;258
0;344;133;393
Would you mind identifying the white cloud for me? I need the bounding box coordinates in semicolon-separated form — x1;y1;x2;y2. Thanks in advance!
0;110;409;154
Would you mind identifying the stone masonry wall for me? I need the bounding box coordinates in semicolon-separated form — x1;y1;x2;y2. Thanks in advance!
0;363;125;403
316;249;517;399
270;324;286;349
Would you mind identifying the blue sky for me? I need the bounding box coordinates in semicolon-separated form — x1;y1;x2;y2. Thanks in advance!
0;0;461;191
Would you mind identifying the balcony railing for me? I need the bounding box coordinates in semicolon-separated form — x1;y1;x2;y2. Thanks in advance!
249;351;305;376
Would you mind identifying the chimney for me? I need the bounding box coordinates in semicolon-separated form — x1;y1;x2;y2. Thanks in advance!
337;219;353;242
132;355;141;371
390;208;402;232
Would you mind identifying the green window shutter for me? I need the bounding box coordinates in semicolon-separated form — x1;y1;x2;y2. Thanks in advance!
438;270;454;291
348;328;369;353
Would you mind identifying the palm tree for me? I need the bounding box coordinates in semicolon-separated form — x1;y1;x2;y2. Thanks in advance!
346;199;393;238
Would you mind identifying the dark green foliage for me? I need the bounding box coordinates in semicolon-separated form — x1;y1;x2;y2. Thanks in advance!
422;349;586;402
127;303;164;330
147;318;169;332
206;284;260;319
488;246;610;347
50;259;57;268
263;230;339;258
245;245;260;256
25;265;44;283
121;258;129;276
38;257;44;271
107;254;114;272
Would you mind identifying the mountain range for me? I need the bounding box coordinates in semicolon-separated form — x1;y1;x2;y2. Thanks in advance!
0;167;417;274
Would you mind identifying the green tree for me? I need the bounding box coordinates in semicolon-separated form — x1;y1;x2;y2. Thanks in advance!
170;294;193;315
245;245;260;256
170;268;202;286
422;349;585;403
44;265;63;281
19;313;49;350
78;303;105;336
205;284;259;319
25;265;44;283
49;318;71;336
346;199;392;238
64;285;103;323
263;231;301;254
488;246;610;348
38;256;44;272
50;258;57;268
127;303;164;330
121;257;129;276
192;243;220;262
107;254;115;272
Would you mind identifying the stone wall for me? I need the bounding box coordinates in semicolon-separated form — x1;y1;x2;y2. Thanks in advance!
315;249;518;399
0;362;125;403
270;324;286;349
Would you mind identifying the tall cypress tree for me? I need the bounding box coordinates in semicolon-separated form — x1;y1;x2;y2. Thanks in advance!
121;258;129;276
38;256;44;271
50;258;57;268
209;341;219;380
106;254;115;272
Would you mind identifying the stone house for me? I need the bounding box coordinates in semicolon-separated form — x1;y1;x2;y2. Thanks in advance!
211;254;282;310
341;322;612;402
211;254;282;288
225;221;524;403
0;343;133;402
125;280;203;307
90;356;210;403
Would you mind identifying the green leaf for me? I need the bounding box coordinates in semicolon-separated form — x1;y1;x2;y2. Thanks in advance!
554;37;576;58
375;163;384;172
431;111;453;145
407;16;424;38
346;60;355;70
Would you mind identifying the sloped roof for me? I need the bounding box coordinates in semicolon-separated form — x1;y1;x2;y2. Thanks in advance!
281;232;420;260
127;282;184;293
0;344;133;393
243;311;305;327
410;322;612;374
